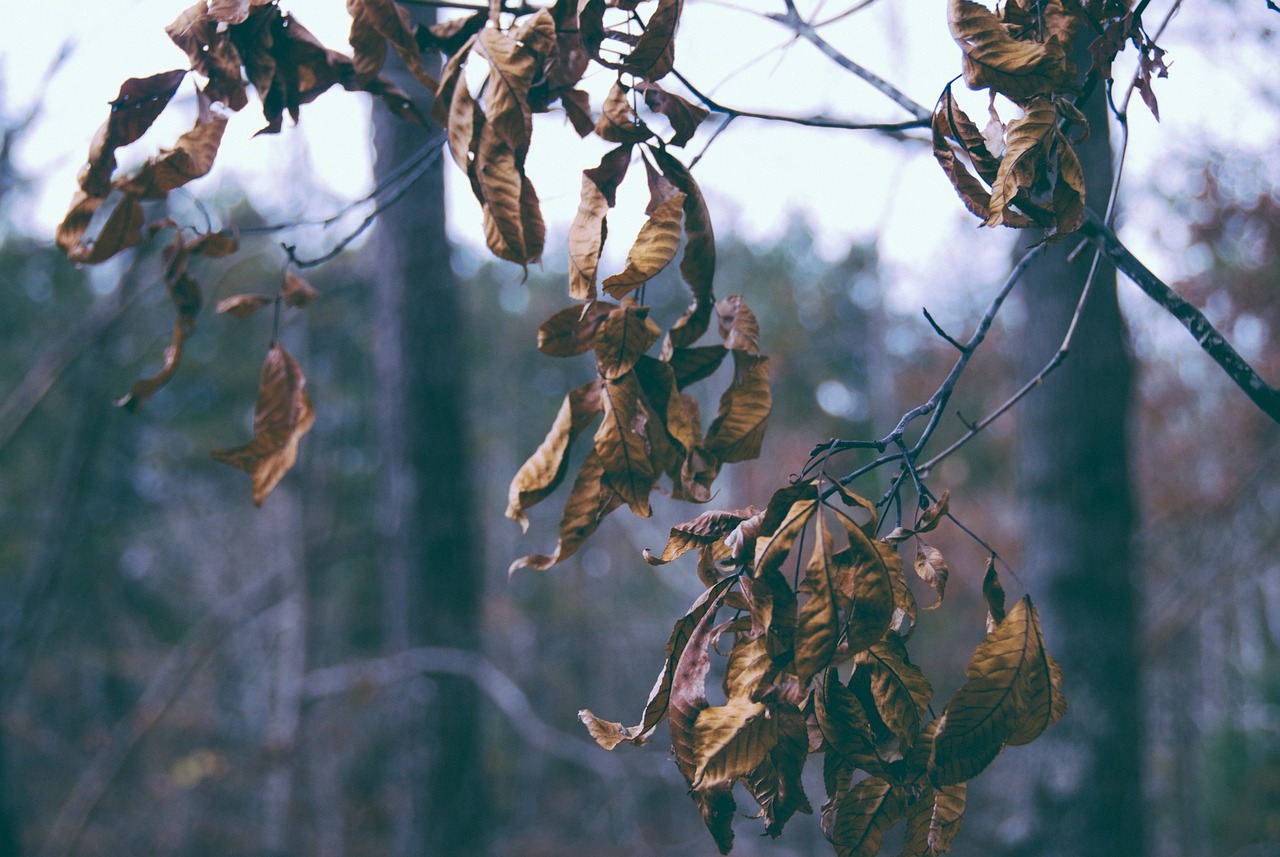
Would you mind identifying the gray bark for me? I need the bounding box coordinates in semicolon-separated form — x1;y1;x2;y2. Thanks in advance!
984;67;1145;857
371;18;485;855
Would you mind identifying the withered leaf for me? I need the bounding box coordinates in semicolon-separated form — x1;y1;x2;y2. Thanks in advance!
716;295;762;355
982;556;1006;634
651;148;714;348
825;776;906;857
569;146;631;299
282;271;319;307
216;293;274;319
478;23;542;155
914;540;950;609
537;300;617;357
745;701;812;837
643;508;756;565
595;373;657;516
210;343;315;506
594;305;661;380
116;106;228;200
817;670;889;784
506;378;603;531
637;81;708;146
58;191;146;265
691;696;778;789
580;575;736;748
595;81;653;144
704;351;770;464
948;0;1078;102
357;0;440;92
929;782;967;854
601;190;684;298
985;97;1058;228
794;510;844;686
80;70;192;197
508;448;622;574
855;636;933;749
930;596;1065;785
115;320;187;412
837;524;895;656
914;490;950;533
669;344;728;389
622;0;681;81
168;6;250;111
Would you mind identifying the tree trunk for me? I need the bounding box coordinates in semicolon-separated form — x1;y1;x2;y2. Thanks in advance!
991;61;1145;857
371;19;485;856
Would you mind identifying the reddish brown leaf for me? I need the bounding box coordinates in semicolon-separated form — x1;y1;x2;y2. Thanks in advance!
594;373;658;516
115;320;188;412
508;449;622;573
506;379;603;531
216;294;274;319
636;81;708;146
210;344;316;506
282;271;319;307
595;82;653;144
537;301;617;357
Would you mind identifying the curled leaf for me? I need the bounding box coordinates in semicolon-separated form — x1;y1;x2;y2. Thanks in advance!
216;293;274;319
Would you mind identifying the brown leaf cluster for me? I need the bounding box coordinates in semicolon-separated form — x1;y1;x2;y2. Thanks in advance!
584;482;1066;856
938;0;1161;235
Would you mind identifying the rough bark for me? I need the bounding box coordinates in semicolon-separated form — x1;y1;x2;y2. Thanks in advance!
371;14;485;855
984;63;1145;857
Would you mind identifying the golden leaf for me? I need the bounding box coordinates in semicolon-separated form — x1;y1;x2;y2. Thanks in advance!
210;344;315;506
507;448;622;574
477;25;539;155
506;378;603;531
795;510;846;686
930;596;1066;785
985;97;1058;227
835;523;895;656
692;697;778;789
651;149;715;348
704;351;770;463
593;305;661;380
948;0;1078;102
580;575;736;748
744;701;812;837
856;636;933;748
594;373;657;516
642;508;757;566
568;146;631;300
601;190;685;298
929;782;967;854
825;777;907;857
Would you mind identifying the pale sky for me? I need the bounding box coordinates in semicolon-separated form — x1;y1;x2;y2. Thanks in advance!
1;0;1277;319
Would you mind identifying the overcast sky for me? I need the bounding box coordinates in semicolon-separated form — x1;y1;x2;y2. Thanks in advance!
1;0;1277;316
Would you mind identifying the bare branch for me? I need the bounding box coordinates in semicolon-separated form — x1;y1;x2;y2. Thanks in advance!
304;646;623;780
1080;210;1280;423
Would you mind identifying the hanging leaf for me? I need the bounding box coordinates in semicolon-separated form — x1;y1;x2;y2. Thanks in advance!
593;305;662;380
569;146;632;300
210;344;315;506
580;575;736;748
855;636;933;749
930;596;1066;785
506;378;603;531
982;556;1006;634
704;350;770;463
643;508;757;566
914;540;950;609
537;301;618;357
816;670;886;781
216;294;274;319
795;510;846;686
508;448;622;574
622;0;682;81
914;490;950;533
594;373;658;516
601;188;685;298
948;0;1078;103
716;295;762;355
168;6;250;111
595;81;654;144
825;776;907;857
834;520;895;656
57;191;146;265
650;148;715;348
355;0;441;92
668;344;728;389
116;106;228;200
691;696;778;789
637;81;708;146
115;320;188;412
282;271;319;308
985;97;1057;228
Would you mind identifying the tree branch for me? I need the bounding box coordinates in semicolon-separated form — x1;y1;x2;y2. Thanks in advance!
303;646;623;780
1080;210;1280;423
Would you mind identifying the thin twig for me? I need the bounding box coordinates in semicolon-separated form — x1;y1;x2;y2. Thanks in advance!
813;0;884;30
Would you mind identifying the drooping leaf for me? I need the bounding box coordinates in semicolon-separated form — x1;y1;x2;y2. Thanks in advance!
691;696;778;789
593;305;661;379
594;373;657;516
580;575;736;748
914;540;950;609
601;189;685;298
915;490;950;533
282;271;319;307
115;320;187;411
929;783;967;854
216;293;274;319
744;701;812;837
704;350;770;463
643;508;756;565
537;300;617;357
855;636;933;748
835;524;895;656
744;566;798;670
985;97;1058;228
668;344;728;389
569;146;631;300
716;295;762;355
168;5;250;111
754;493;819;580
930;596;1065;785
595;81;654;144
506;378;603;530
210;344;315;506
622;0;681;81
816;670;885;781
794;510;846;686
508;448;622;573
477;22;542;155
356;0;440;91
825;776;907;857
650;148;715;348
57;191;146;265
637;81;708;146
78;69;189;197
116;105;228;199
982;555;1006;634
948;0;1078;102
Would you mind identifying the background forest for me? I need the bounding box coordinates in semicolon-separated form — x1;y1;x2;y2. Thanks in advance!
1;1;1279;857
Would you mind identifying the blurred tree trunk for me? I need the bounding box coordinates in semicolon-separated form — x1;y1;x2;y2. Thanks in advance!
1002;56;1145;857
371;12;485;855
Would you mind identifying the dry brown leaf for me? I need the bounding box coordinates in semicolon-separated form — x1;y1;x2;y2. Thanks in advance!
914;540;950;610
116;107;228;200
595;81;653;144
594;306;662;380
601;190;684;298
623;0;681;81
948;0;1078;102
568;146;631;299
508;448;622;574
282;271;319;307
651;148;715;348
595;373;658;516
210;343;315;506
637;81;708;146
537;300;617;357
216;293;274;319
704;351;770;464
115;320;188;412
506;378;603;530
